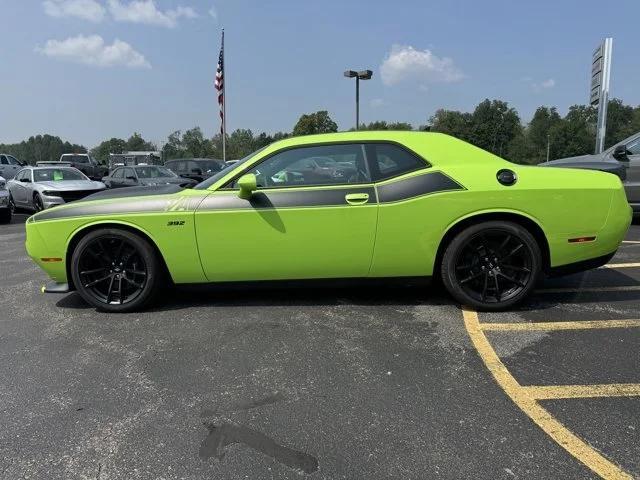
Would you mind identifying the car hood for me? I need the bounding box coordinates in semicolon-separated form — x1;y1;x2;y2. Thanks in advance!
31;184;199;222
37;180;105;190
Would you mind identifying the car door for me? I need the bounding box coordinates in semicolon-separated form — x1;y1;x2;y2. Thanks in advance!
10;169;32;206
109;168;125;187
123;167;138;187
623;135;640;207
195;143;378;282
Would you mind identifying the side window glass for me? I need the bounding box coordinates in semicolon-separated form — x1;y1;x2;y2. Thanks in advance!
369;144;427;181
7;156;19;165
627;138;640;156
237;144;370;188
0;156;7;165
124;168;136;179
112;168;123;179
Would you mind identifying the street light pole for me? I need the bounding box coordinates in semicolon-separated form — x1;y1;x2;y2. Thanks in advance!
344;69;372;131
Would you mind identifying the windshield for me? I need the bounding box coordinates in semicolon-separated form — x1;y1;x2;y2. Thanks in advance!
34;168;87;182
61;155;90;164
194;147;267;190
136;166;176;178
200;161;223;173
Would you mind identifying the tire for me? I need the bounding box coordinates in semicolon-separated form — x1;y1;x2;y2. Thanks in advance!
441;221;542;311
33;193;44;212
70;228;163;312
8;193;15;215
0;207;11;224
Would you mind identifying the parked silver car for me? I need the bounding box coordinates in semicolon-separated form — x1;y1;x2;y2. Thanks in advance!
0;154;26;180
0;176;11;223
544;131;640;213
7;166;106;211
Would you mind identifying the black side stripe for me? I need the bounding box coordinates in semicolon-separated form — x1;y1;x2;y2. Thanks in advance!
32;172;464;221
376;171;464;203
200;187;376;211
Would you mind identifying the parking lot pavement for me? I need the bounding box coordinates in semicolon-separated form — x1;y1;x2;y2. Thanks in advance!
1;221;639;479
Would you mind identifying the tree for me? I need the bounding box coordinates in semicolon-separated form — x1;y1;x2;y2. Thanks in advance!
605;98;636;148
468;99;522;157
162;130;186;160
429;109;473;141
91;138;126;164
0;134;87;164
125;132;156;152
181;127;207;157
548;105;597;159
358;121;413;131
507;107;561;164
292;111;338;136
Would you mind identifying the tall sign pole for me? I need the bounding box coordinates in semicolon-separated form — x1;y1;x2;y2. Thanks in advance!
590;37;612;154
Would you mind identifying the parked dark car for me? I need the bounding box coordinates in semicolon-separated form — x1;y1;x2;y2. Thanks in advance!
543;131;640;213
56;154;108;181
102;165;197;189
164;158;225;183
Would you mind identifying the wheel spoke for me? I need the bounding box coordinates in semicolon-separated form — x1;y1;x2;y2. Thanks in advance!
460;270;484;284
498;272;526;288
80;267;107;276
497;234;511;255
501;243;523;261
97;239;113;264
501;264;531;273
123;276;143;289
481;273;489;301
84;274;111;288
129;270;147;276
105;275;116;304
114;239;125;265
493;274;501;301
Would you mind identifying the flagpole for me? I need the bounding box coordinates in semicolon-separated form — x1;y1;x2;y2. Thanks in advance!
221;29;226;162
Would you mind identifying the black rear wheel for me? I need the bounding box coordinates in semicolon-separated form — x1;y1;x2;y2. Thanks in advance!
441;221;542;311
71;229;162;312
33;193;44;212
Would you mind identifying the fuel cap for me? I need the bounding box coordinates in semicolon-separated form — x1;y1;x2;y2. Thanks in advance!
497;169;517;186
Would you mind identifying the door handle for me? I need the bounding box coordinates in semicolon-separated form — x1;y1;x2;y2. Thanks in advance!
345;193;370;205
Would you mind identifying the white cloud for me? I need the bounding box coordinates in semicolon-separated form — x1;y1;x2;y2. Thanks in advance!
380;45;464;86
529;78;556;92
370;98;384;108
43;0;106;22
208;5;218;20
108;0;198;28
36;34;151;68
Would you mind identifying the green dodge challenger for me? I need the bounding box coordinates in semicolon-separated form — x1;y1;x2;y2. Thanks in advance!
25;131;632;312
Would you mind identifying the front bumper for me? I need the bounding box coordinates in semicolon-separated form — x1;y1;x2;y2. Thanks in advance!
0;191;9;208
42;282;71;293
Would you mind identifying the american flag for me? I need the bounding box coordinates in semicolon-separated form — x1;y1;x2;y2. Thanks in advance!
214;30;225;135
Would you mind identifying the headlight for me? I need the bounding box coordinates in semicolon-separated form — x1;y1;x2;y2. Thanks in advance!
41;191;60;197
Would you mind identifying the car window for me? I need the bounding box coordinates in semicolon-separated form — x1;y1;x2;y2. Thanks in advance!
15;169;26;181
112;168;124;179
367;143;428;181
124;168;136;179
235;144;370;189
171;161;187;173
34;168;86;182
627;138;640;156
0;156;7;165
6;155;20;165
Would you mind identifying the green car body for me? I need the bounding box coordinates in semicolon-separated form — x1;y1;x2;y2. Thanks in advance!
25;131;631;309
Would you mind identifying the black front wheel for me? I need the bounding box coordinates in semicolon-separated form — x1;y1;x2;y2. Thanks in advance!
441;221;542;311
33;193;44;212
71;229;163;312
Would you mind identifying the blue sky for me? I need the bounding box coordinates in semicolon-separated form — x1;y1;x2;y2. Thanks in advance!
1;0;639;148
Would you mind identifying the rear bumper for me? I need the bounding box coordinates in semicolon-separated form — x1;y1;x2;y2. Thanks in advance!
547;251;616;277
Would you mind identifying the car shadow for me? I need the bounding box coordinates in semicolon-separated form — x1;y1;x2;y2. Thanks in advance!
54;267;640;313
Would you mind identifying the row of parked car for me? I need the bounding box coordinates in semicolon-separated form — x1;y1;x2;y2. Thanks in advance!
0;153;233;223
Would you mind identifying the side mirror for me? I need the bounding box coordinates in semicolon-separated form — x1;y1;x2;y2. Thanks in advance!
237;173;257;200
612;144;629;161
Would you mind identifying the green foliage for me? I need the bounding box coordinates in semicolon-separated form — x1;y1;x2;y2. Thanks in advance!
125;132;156;152
91;138;126;164
0;134;87;165
292;110;338;136
357;120;414;131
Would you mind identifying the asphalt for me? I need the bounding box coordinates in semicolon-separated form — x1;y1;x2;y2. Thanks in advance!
1;212;639;479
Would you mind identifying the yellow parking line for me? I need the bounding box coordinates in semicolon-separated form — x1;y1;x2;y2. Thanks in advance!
603;262;640;269
523;384;640;400
536;285;640;294
480;319;640;331
463;308;632;480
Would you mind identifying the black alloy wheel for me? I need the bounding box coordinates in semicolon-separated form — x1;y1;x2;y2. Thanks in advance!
71;229;162;312
441;221;542;311
33;193;44;212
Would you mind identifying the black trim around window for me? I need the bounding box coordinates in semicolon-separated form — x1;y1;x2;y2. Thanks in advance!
221;140;431;190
